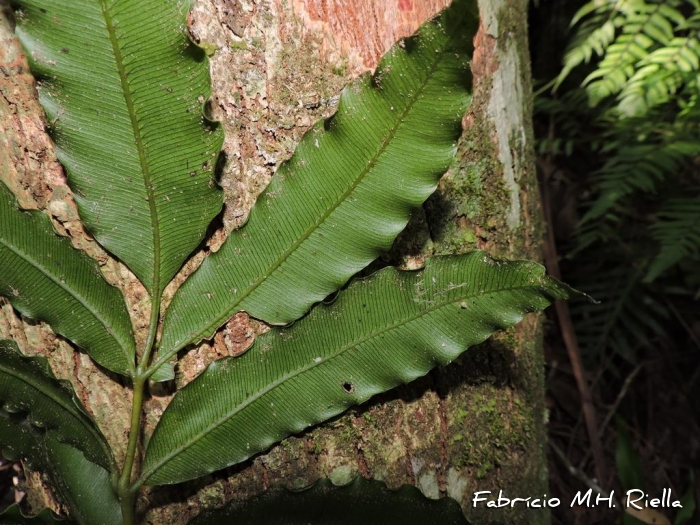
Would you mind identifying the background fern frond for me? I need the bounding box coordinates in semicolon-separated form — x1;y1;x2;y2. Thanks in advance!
618;33;700;115
557;0;699;116
583;3;665;105
532;1;700;519
584;139;700;220
570;263;670;364
646;197;700;281
556;3;623;88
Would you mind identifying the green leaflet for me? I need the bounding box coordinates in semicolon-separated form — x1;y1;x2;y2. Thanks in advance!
44;436;122;525
0;183;135;375
156;0;478;362
141;253;571;486
0;182;134;375
150;360;176;382
0;343;118;523
12;0;223;297
0;505;67;524
0;406;45;469
189;477;469;525
0;340;113;471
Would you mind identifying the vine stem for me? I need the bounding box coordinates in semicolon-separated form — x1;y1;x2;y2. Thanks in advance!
138;287;163;377
117;288;162;525
117;377;144;525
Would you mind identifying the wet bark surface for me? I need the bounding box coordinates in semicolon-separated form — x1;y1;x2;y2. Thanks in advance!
0;0;546;523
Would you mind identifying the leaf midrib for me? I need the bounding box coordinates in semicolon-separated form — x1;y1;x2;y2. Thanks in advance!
143;280;541;483
0;235;132;368
170;27;458;354
100;0;161;297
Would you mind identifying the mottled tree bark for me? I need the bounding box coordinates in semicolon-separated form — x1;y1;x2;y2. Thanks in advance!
0;0;546;523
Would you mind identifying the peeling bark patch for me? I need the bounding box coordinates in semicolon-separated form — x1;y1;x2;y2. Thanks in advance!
446;466;469;503
487;38;525;231
472;21;498;79
417;469;440;499
213;311;255;357
478;0;527;232
291;0;448;72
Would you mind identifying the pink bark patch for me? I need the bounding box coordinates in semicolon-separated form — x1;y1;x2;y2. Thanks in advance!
398;0;414;12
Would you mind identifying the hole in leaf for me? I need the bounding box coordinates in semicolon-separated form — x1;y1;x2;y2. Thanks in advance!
341;382;354;394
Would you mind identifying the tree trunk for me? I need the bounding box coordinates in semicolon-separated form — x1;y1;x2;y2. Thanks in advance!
0;0;546;523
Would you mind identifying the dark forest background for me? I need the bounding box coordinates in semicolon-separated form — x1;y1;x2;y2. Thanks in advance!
530;0;699;523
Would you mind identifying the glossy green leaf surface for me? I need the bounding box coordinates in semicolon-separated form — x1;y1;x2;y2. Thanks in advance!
142;253;570;485
44;435;121;525
189;477;469;525
0;340;113;471
157;0;478;361
0;505;68;524
12;0;223;297
0;182;134;376
0;405;44;468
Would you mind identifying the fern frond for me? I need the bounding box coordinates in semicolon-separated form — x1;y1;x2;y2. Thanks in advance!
571;265;669;363
534;88;594;157
539;0;700;369
583;3;664;104
584;140;700;220
571;0;617;28
557;7;623;88
556;0;699;114
646;197;700;281
569;213;623;254
618;34;700;115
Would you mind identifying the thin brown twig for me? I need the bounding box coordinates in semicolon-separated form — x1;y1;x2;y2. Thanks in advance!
599;363;642;436
538;156;606;484
664;296;700;350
